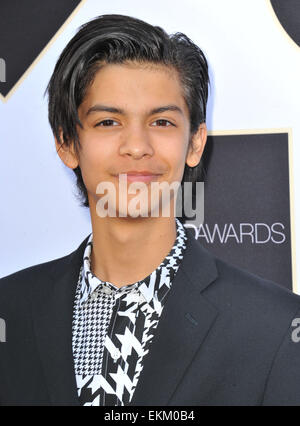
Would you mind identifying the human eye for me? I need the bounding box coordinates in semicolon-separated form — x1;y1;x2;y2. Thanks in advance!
95;119;119;127
152;119;175;127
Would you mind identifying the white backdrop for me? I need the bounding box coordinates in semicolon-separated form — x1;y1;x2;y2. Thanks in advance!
0;0;299;291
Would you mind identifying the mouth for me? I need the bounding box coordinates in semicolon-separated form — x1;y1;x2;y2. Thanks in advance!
115;172;162;184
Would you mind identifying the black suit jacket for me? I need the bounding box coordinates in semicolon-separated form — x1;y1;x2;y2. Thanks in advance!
1;228;300;406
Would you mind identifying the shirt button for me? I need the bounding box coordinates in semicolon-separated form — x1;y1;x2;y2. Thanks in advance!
102;286;113;295
91;292;98;300
112;349;121;361
139;293;146;304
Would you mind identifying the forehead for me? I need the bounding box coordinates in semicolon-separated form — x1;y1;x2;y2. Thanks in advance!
80;61;189;116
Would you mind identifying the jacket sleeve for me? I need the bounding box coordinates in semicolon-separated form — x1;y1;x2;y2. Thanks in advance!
262;307;300;406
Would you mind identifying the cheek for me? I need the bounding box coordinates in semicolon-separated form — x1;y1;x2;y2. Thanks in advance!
78;134;112;170
165;138;189;172
76;137;112;193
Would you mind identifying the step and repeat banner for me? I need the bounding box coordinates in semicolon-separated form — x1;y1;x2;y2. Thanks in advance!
0;0;299;292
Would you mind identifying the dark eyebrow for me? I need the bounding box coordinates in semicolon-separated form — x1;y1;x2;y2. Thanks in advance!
149;105;183;115
86;105;124;116
86;104;184;116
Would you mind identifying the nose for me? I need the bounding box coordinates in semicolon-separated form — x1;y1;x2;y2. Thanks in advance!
119;124;154;159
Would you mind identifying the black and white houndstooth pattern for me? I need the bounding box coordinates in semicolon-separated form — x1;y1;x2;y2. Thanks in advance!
72;218;187;406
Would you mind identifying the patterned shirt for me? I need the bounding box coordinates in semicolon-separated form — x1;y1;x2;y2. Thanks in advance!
72;218;187;406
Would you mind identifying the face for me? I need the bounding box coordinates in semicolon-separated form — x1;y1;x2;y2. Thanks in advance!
56;61;207;219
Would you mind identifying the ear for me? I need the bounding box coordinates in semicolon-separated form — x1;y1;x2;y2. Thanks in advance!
186;123;207;168
55;131;79;169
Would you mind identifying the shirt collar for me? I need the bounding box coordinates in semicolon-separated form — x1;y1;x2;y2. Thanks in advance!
79;218;187;314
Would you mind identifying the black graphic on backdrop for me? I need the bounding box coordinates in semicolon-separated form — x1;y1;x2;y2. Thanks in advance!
0;0;81;97
197;133;293;290
271;0;300;47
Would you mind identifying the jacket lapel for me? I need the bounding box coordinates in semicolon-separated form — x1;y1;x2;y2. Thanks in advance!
128;228;219;406
30;235;90;406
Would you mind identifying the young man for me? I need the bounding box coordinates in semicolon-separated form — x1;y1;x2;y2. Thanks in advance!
1;14;300;407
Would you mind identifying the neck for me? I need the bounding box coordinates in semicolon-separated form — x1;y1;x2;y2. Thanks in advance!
89;209;177;288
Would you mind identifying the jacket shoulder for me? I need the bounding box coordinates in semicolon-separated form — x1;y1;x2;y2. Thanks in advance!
213;255;300;308
0;253;71;296
201;252;300;347
185;231;299;310
0;234;89;297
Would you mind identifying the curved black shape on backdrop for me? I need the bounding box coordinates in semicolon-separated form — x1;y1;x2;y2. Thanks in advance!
0;0;81;98
271;0;300;47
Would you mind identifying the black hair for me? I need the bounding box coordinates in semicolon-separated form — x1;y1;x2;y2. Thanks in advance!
46;14;210;222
